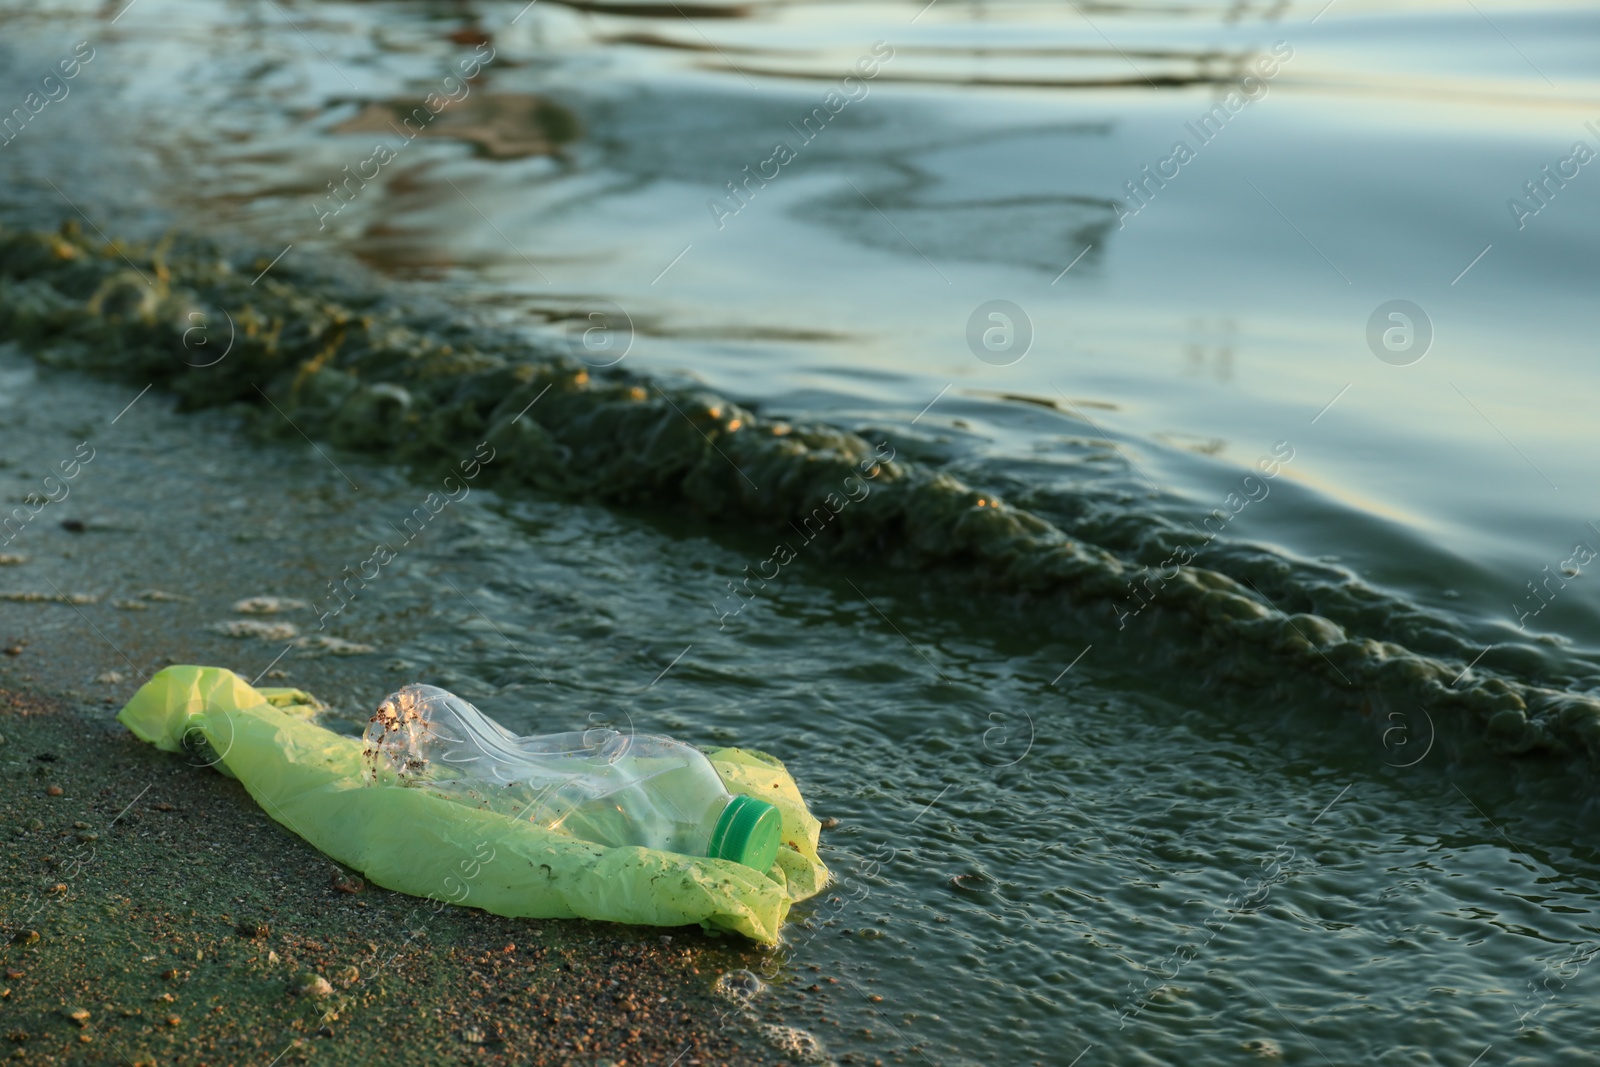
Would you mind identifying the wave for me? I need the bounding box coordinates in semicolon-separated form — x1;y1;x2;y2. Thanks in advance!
2;222;1597;774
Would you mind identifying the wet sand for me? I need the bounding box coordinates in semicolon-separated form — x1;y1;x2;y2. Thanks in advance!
0;342;848;1066
0;686;803;1067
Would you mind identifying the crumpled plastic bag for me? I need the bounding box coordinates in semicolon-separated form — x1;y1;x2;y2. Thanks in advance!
117;665;830;943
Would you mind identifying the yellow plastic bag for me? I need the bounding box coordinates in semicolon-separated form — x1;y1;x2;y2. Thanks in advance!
118;666;829;942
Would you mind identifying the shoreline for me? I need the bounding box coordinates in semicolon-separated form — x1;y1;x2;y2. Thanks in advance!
2;222;1596;778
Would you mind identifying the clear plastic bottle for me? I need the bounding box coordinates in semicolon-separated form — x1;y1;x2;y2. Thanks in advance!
362;684;783;872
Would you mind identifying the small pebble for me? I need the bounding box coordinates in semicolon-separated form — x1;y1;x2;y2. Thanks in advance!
45;785;62;797
289;973;333;998
331;873;364;894
164;1014;180;1027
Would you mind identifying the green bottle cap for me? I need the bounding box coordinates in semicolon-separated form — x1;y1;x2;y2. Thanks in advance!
709;794;782;872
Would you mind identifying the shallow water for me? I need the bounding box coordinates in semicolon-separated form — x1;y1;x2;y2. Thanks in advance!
4;0;1600;1064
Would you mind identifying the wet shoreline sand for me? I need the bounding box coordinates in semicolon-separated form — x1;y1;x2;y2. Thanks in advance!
0;337;846;1067
0;685;811;1067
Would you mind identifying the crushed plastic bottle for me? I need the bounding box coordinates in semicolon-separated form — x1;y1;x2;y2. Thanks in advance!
362;684;783;872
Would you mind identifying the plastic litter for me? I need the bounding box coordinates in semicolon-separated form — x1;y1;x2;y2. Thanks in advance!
364;683;784;872
117;665;829;942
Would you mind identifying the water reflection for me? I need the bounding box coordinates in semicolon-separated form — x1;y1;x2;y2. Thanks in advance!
332;92;580;160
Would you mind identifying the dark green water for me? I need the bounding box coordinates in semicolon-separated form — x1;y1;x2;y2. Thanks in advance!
3;1;1600;1064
